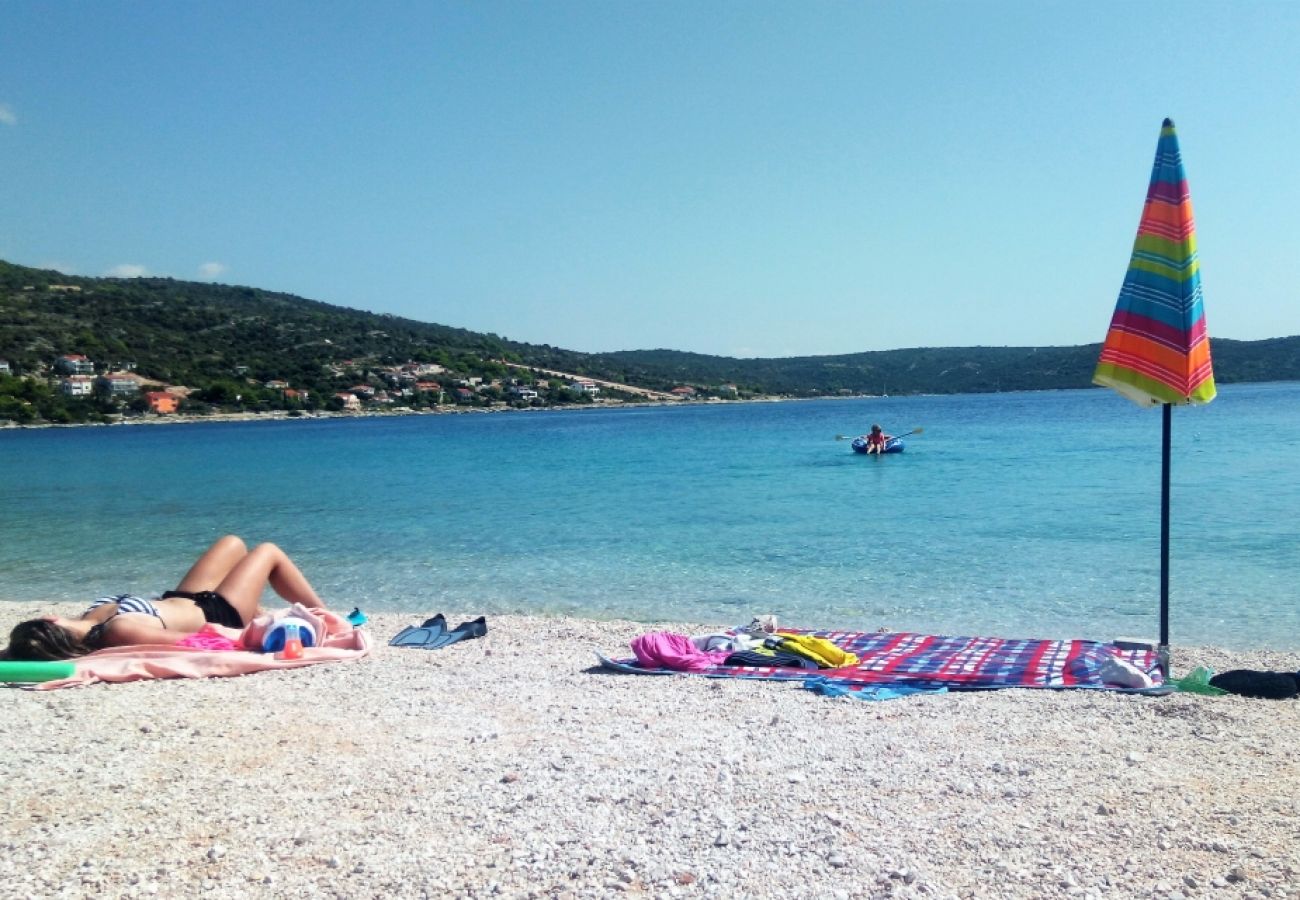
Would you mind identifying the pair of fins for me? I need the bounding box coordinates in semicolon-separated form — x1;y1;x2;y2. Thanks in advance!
389;614;487;650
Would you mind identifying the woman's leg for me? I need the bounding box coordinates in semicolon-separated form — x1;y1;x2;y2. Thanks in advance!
214;542;326;622
172;535;249;593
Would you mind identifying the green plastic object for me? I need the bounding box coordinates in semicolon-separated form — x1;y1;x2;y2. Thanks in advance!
1169;666;1227;696
0;661;76;683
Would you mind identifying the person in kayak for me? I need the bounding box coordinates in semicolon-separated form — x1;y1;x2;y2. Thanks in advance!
864;424;892;455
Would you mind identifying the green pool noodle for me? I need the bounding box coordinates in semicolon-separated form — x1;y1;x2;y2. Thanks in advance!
0;661;76;683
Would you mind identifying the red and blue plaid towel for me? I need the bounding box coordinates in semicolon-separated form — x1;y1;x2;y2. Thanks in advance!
599;629;1163;692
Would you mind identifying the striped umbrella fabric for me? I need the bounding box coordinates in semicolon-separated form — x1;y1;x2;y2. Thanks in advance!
1093;119;1216;407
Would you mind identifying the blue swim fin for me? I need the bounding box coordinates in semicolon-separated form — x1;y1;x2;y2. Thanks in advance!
388;614;448;648
433;616;488;649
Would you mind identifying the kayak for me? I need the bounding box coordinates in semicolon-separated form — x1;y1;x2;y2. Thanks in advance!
851;436;904;454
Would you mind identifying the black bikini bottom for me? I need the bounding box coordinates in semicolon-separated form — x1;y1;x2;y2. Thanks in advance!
162;590;245;628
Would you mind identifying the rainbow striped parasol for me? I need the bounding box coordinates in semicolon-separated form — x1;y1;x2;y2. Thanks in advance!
1094;118;1215;406
1093;119;1216;676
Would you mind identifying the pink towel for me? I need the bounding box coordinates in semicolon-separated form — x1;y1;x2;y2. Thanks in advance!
31;626;371;690
631;631;731;672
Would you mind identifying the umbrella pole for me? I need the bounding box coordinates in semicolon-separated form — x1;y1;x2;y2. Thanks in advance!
1159;402;1172;679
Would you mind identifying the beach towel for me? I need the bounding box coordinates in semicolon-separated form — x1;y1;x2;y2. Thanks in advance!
802;680;947;702
599;628;1166;694
28;621;371;690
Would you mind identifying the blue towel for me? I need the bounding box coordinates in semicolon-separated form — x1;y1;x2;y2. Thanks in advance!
802;677;947;702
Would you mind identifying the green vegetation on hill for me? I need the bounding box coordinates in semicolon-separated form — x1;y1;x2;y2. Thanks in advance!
2;259;1298;425
0;260;514;388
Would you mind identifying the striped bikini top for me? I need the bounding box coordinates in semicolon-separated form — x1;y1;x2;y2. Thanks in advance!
84;595;166;647
85;594;164;620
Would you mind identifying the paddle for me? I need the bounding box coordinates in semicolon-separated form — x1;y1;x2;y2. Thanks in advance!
836;427;924;441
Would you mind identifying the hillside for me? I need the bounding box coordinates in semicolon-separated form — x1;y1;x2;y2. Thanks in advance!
581;337;1300;396
0;260;516;390
3;259;1299;406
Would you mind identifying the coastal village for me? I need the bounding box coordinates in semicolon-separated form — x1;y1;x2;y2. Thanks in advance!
0;274;749;425
0;347;735;425
0;271;778;425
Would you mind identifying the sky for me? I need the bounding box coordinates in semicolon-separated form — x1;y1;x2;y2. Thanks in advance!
2;2;1297;358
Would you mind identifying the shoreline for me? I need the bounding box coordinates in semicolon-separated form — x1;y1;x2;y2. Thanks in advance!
3;603;1299;897
3;597;1298;656
7;379;1295;430
0;395;797;431
0;390;924;432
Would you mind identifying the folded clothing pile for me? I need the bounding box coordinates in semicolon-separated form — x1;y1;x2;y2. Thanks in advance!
635;625;860;673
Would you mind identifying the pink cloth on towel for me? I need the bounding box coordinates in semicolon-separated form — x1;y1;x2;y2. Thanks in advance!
174;628;242;651
31;625;371;690
631;632;731;672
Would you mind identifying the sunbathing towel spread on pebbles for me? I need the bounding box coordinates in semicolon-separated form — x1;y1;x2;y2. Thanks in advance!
3;603;1300;898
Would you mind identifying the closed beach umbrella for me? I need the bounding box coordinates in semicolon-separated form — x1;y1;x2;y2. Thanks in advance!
1093;118;1215;675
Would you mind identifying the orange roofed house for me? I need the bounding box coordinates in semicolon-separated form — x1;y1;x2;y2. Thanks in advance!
145;391;178;414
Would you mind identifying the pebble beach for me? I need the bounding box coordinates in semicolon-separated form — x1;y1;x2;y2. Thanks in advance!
3;605;1300;900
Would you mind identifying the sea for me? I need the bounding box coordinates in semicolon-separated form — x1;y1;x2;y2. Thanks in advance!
2;382;1298;650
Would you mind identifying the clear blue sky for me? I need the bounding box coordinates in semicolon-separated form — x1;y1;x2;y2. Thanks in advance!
2;2;1296;357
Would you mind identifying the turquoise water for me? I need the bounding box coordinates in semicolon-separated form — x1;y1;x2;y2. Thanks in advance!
2;382;1298;649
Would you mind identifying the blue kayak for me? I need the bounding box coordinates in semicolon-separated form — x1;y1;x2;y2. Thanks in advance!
851;436;904;454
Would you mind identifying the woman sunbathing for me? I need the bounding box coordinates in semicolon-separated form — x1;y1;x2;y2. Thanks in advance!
3;535;328;661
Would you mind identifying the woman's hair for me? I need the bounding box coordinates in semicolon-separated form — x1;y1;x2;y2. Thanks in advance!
4;619;94;661
871;424;882;432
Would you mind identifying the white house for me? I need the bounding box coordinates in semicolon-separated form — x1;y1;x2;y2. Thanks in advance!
61;375;95;397
97;372;141;396
56;354;95;375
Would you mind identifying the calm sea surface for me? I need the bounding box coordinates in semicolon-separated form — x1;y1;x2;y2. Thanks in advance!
2;382;1298;650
